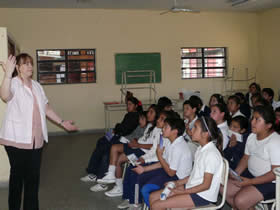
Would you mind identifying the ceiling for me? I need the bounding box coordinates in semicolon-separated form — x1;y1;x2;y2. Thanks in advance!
0;0;279;12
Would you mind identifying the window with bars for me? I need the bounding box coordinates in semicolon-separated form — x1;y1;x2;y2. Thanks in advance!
181;47;226;79
37;49;96;84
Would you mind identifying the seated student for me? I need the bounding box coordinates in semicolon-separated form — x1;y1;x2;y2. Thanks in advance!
275;107;280;134
80;97;142;182
134;118;193;207
225;105;280;209
227;95;246;118
92;105;160;195
209;93;225;107
262;88;280;110
235;92;251;119
189;95;210;117
223;116;249;170
157;96;173;111
183;99;199;158
117;110;179;209
149;117;223;210
211;103;230;150
246;82;261;107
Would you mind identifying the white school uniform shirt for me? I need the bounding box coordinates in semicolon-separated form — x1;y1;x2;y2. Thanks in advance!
185;141;223;202
218;121;229;151
138;124;161;153
162;136;193;179
272;100;280;110
141;129;170;163
232;110;245;118
0;77;49;144
183;116;199;159
245;132;280;179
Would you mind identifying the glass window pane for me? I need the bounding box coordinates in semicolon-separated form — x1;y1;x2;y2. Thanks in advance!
68;61;95;72
204;48;225;57
67;49;95;60
182;68;203;79
38;62;66;73
37;50;65;61
204;68;225;78
181;48;202;57
39;73;66;84
204;58;225;68
182;58;203;68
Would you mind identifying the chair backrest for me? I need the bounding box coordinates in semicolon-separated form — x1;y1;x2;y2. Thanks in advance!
217;158;229;209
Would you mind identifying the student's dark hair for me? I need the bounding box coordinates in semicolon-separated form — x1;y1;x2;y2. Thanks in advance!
249;82;261;92
164;118;185;137
228;95;241;105
146;104;161;138
255;97;271;107
235;92;246;104
13;53;34;77
197;116;223;153
262;88;274;100
189;95;203;110
127;96;143;112
139;111;147;119
251;92;262;102
211;103;230;122
231;116;249;131
209;94;225;106
253;105;275;130
157;97;172;111
183;99;200;115
275;107;280;113
160;110;181;120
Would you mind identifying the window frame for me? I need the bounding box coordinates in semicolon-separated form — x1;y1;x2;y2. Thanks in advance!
181;47;227;79
36;48;96;85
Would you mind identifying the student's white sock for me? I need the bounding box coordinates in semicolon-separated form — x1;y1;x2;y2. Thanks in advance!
108;165;116;174
116;178;123;187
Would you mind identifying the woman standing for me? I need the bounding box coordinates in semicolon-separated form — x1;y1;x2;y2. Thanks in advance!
0;54;78;210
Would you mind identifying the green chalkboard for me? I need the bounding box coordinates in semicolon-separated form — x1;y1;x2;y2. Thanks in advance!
115;53;161;84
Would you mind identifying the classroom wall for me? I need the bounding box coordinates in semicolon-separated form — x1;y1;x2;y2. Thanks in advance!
0;8;259;132
258;8;280;100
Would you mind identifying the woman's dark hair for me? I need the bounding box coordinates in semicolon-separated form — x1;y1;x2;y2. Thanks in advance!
189;95;203;110
197;116;223;153
228;95;241;105
13;53;34;77
183;99;200;115
209;94;225;106
164;118;185;137
249;82;261;93
139;111;147;119
146;104;160;138
253;105;275;131
160;110;181;120
127;96;143;112
231;116;249;131
211;103;230;122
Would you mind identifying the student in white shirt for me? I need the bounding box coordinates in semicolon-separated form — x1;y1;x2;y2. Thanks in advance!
183;99;199;158
149;116;223;209
227;95;246;118
210;103;230;150
225;105;280;209
133;118;192;208
91;105;160;194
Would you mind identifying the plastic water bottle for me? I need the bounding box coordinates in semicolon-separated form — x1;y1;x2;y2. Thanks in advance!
160;181;176;200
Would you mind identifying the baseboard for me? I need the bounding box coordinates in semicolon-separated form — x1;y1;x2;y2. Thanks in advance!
48;129;105;137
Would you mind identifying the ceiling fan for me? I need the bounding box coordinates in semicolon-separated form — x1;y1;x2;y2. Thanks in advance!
160;0;200;15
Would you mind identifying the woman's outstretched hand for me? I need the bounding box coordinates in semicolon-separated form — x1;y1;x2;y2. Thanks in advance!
0;55;16;77
61;120;78;132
